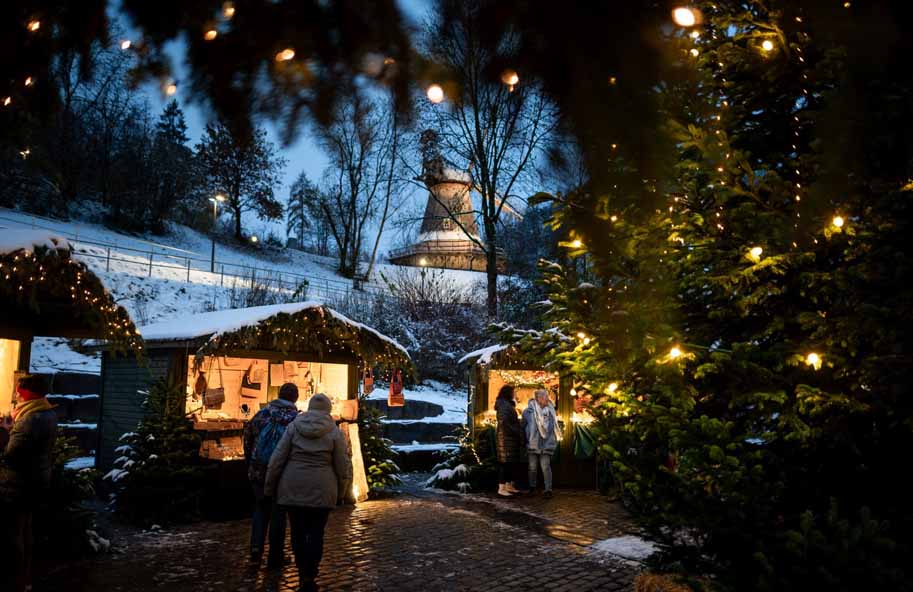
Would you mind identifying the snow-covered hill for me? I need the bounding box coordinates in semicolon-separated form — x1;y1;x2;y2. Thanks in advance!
0;207;488;373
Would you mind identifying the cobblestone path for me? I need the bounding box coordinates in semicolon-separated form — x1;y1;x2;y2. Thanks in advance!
37;485;642;591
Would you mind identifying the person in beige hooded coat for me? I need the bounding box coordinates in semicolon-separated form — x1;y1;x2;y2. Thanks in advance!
265;393;352;589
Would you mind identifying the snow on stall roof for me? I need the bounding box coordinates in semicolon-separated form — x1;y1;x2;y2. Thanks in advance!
137;301;409;357
457;344;507;366
0;229;69;255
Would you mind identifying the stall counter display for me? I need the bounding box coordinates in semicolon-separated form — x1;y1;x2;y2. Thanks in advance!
486;368;559;411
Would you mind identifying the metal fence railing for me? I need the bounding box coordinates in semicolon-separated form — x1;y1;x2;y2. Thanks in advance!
0;212;386;303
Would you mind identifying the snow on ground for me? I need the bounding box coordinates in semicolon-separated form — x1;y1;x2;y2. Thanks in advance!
391;442;460;452
589;535;657;561
368;380;468;424
1;206;489;373
64;456;96;471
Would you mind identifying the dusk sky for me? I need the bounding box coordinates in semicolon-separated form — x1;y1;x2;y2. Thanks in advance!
123;0;433;245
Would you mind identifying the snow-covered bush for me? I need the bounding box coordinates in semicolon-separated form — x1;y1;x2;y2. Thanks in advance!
104;381;205;525
424;425;498;492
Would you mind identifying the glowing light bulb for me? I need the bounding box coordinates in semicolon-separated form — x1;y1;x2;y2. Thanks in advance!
761;39;774;52
690;30;700;39
577;332;586;340
3;96;11;107
669;346;682;359
501;69;519;86
749;246;763;261
583;337;591;345
204;29;218;41
805;352;821;369
690;48;700;57
609;76;617;85
276;48;296;62
571;239;582;248
672;7;696;27
250;235;258;243
832;215;845;228
120;40;132;50
27;20;41;32
419;257;428;266
426;84;444;104
607;382;618;393
610;215;618;222
164;82;177;96
223;2;235;18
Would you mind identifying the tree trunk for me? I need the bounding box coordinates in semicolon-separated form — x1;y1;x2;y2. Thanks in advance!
234;207;243;242
485;220;499;317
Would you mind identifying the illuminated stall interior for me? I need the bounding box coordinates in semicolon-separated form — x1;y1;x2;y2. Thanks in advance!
99;302;410;502
460;343;597;488
1;230;139;419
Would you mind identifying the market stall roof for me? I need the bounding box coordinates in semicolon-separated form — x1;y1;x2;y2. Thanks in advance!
137;302;411;368
458;344;508;366
459;328;572;368
0;229;140;350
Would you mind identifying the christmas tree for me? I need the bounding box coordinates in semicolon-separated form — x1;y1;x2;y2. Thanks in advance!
520;2;913;589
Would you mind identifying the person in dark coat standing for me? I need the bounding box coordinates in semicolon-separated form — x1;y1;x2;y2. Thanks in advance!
265;393;352;591
0;374;58;592
243;382;300;567
495;385;527;497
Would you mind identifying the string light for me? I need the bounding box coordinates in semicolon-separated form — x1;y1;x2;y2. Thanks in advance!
748;246;763;262
500;69;519;91
275;48;296;62
426;84;445;104
27;20;41;32
223;2;236;18
672;7;697;27
204;29;218;41
571;239;582;248
690;48;700;57
761;39;774;52
669;346;683;359
164;81;178;96
120;40;132;50
607;382;618;393
832;215;845;228
805;352;822;370
608;76;617;85
24;77;33;87
3;97;11;107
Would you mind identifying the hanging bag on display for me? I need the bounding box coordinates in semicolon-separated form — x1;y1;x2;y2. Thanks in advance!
204;357;226;409
241;363;263;399
388;369;405;407
363;368;375;396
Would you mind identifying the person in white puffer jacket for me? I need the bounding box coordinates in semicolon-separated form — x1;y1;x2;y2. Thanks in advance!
522;389;561;498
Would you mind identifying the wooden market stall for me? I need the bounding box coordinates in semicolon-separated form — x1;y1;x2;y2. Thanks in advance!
97;302;411;503
459;344;598;489
0;230;140;418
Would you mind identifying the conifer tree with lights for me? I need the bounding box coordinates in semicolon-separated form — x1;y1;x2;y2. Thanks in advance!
521;2;913;589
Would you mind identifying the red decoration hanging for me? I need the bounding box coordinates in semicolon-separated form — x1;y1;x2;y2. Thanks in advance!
363;367;375;395
388;368;404;407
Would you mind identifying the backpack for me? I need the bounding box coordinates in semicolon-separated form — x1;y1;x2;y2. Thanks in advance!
251;411;291;466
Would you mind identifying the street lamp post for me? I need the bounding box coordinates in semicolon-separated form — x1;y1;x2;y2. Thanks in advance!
209;194;226;273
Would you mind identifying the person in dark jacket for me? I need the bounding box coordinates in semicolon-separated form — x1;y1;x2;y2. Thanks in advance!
243;382;300;567
0;374;58;592
265;393;352;591
495;385;527;497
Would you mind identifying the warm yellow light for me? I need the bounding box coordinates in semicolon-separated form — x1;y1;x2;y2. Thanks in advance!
204;29;218;41
583;337;592;345
610;215;618;222
501;69;519;86
426;84;445;104
24;77;33;87
805;352;822;370
672;7;697;27
250;235;258;243
669;346;683;359
607;382;618;393
419;257;428;266
761;39;774;52
608;76;618;85
577;332;586;340
690;30;700;39
27;20;41;32
749;246;763;260
832;215;845;228
223;2;236;18
120;40;132;50
214;193;226;202
690;48;700;57
3;97;11;107
276;48;296;62
164;82;177;96
571;239;582;248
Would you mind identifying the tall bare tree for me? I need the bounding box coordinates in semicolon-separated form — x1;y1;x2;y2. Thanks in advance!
422;0;557;316
196;122;285;242
317;94;407;278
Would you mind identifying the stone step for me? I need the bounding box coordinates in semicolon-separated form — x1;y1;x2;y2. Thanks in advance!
48;394;99;422
362;398;444;421
382;421;462;444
